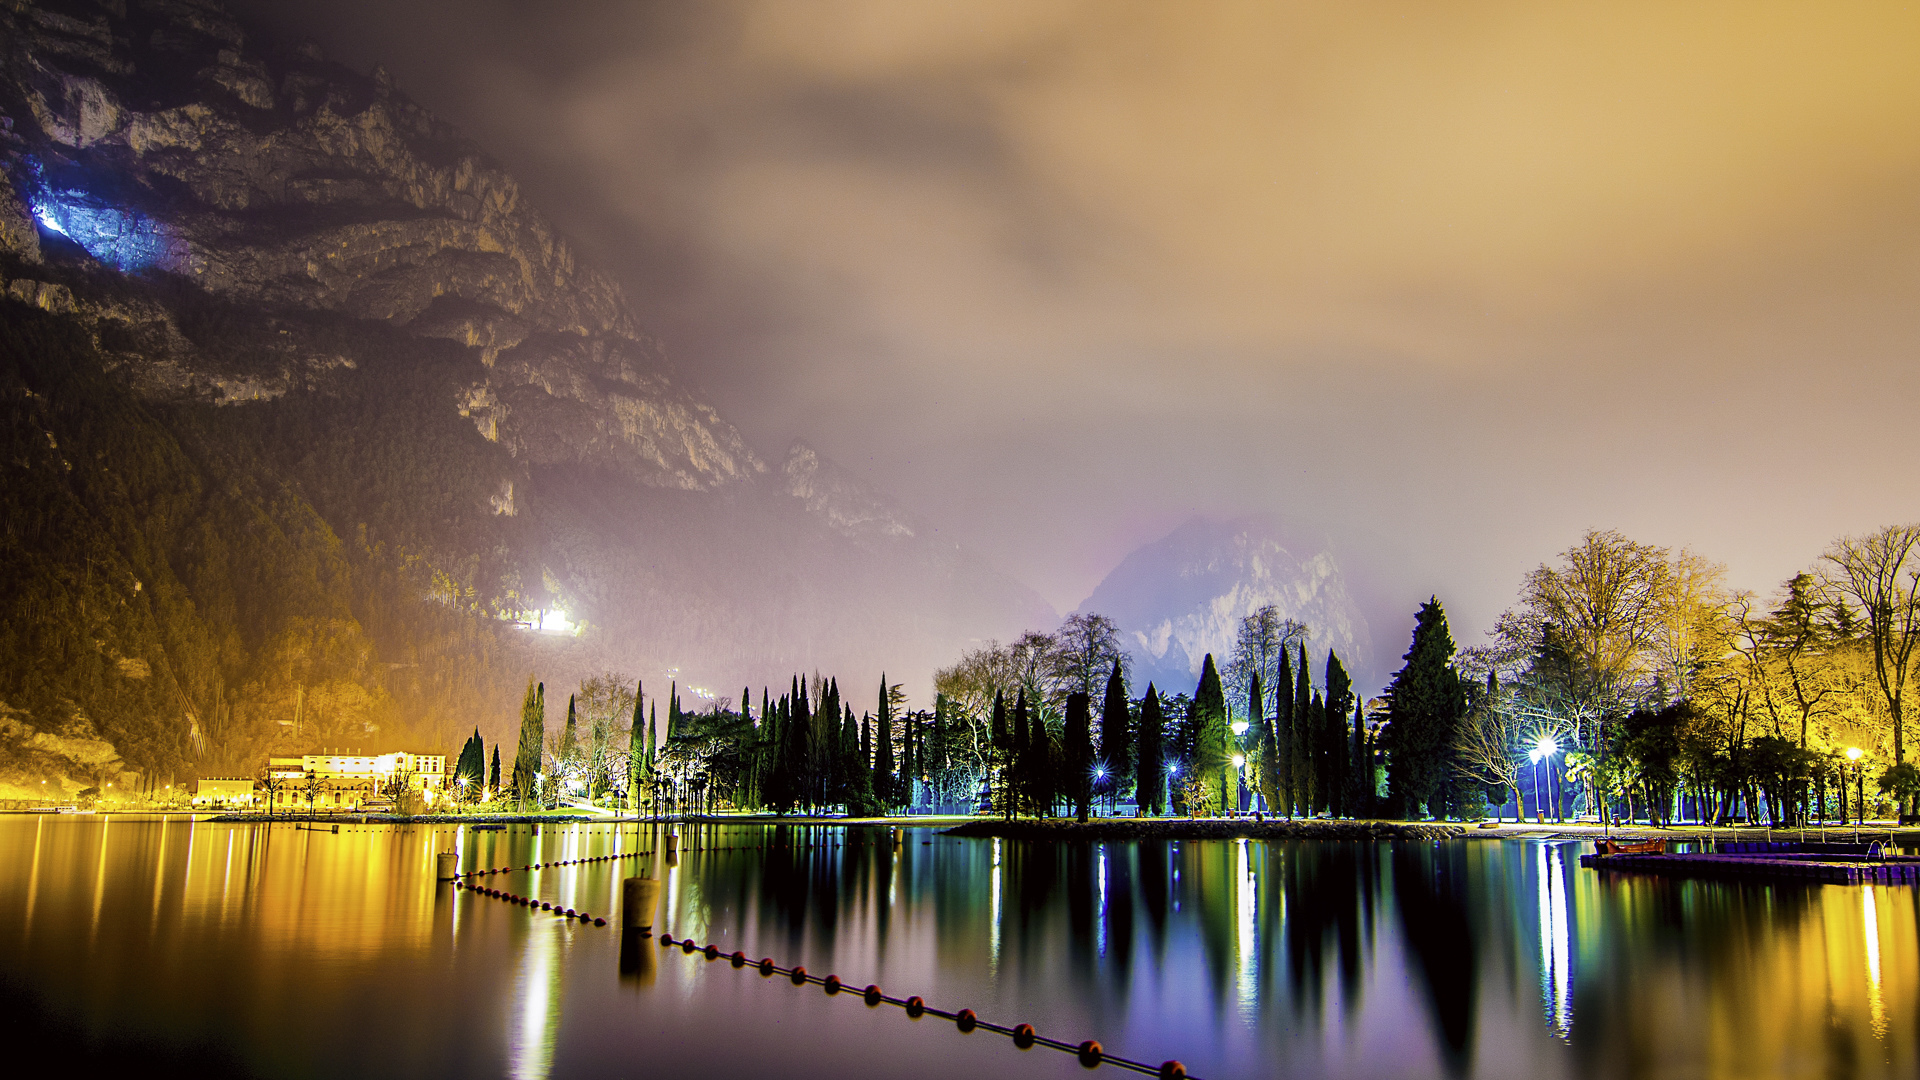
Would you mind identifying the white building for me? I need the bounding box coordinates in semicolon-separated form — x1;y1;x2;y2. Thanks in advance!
266;751;447;809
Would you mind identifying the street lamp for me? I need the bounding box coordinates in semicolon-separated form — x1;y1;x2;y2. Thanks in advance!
1529;735;1561;823
1231;753;1246;816
1847;747;1865;828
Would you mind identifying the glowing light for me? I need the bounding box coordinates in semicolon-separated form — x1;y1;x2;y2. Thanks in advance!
1230;721;1249;736
1231;754;1246;769
1847;746;1864;762
1168;763;1180;777
28;189;187;272
1530;735;1561;763
534;609;577;635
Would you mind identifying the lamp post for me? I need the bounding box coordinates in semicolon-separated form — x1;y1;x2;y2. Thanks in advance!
1529;736;1561;824
1231;753;1246;817
1846;747;1864;831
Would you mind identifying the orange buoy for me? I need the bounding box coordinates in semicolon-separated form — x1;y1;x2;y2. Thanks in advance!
593;918;606;926
823;975;841;995
703;944;720;959
955;1009;977;1033
905;996;925;1018
1077;1041;1103;1068
731;951;747;968
789;965;808;985
682;939;697;954
759;958;776;976
1013;1023;1036;1049
863;984;883;1006
1158;1062;1185;1080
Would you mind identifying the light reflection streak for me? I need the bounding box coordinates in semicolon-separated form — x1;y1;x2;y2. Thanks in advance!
989;837;1002;976
90;816;110;944
23;815;43;936
1097;844;1108;958
1863;886;1887;1039
509;922;557;1080
1235;838;1255;1015
1538;842;1573;1038
151;816;170;936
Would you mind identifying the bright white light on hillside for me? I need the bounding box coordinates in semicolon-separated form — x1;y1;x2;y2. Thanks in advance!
535;609;577;635
1230;721;1248;736
35;206;66;235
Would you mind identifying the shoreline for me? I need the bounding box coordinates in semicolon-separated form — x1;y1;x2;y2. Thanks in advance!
941;818;1466;842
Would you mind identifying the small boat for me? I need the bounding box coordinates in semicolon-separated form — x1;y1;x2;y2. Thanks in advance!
1594;837;1666;856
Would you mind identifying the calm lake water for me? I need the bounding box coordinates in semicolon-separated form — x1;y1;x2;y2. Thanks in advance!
1;816;1913;1080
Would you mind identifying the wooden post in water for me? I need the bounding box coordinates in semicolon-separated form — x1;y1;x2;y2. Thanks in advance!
622;877;660;934
435;851;458;881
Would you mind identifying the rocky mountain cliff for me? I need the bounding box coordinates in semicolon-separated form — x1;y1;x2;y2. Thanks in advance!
0;0;1050;797
1079;517;1371;698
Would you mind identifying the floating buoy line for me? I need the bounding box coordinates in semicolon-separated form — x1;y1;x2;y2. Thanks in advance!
448;835;1197;1080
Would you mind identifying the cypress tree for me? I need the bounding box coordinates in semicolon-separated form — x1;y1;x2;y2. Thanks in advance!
1324;651;1353;817
793;678;814;811
627;680;645;812
489;744;500;793
1344;695;1370;817
874;674;895;812
1193;654;1232;816
1308;690;1327;814
512;678;545;809
932;695;949;813
1275;648;1295;817
1293;643;1313;816
1098;660;1131;802
1065;691;1094;821
1384;597;1467;819
1013;688;1031;816
561;694;578;770
1137;684;1165;816
991;690;1010;818
667;683;681;743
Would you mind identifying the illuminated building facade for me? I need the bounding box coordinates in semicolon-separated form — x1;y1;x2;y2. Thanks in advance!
192;777;258;807
267;752;448;809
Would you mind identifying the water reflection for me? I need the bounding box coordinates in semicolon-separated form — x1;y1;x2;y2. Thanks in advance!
1;819;1914;1080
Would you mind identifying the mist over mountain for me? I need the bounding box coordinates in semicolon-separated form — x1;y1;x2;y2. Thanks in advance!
1079;517;1373;698
0;0;1048;797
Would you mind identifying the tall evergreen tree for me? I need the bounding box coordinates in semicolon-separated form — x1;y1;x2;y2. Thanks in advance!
489;744;500;793
991;690;1010;818
1384;597;1467;819
1098;660;1131;801
1193;654;1232;815
1324;651;1353;817
560;694;579;782
1137;684;1166;815
1275;648;1296;817
1344;695;1371;817
1013;688;1032;816
1065;690;1094;821
1292;642;1313;815
932;694;949;812
511;678;545;808
874;673;895;812
626;680;645;811
667;683;681;743
1308;690;1327;814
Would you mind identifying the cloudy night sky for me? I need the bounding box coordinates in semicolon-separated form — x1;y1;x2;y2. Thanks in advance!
235;0;1920;664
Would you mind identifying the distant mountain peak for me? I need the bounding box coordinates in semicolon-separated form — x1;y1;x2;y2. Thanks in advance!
1079;516;1371;692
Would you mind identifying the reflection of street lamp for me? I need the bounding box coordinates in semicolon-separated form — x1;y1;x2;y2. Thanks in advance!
1847;747;1865;828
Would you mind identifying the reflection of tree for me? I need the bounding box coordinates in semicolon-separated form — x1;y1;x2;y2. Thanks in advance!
1393;843;1479;1078
1262;840;1376;1020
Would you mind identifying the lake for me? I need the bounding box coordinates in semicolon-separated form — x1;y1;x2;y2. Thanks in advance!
1;816;1912;1079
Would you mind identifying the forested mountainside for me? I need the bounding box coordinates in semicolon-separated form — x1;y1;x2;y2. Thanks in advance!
0;0;1050;799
